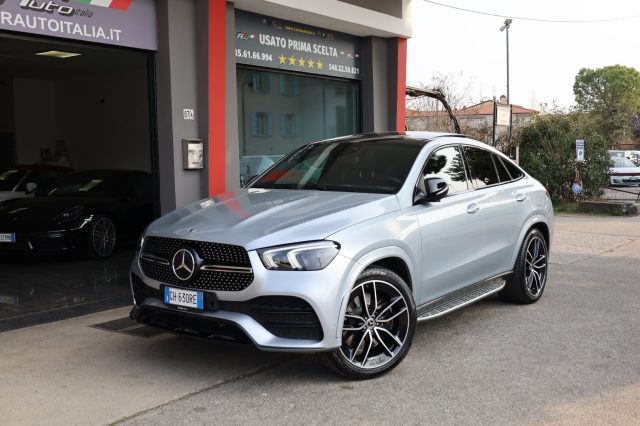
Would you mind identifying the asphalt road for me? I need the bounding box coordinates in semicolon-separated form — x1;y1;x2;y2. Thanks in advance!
116;216;640;426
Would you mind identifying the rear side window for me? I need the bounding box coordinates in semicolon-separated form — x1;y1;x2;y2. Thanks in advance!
463;147;499;188
493;154;512;183
500;157;525;180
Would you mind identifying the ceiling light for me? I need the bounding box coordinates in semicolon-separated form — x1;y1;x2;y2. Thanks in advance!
35;50;82;59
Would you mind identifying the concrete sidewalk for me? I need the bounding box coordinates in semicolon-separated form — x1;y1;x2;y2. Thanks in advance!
1;214;639;425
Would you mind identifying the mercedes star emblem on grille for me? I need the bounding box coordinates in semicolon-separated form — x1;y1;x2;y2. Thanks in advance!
172;248;196;281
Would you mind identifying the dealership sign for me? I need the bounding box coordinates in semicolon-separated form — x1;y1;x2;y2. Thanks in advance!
0;0;157;50
235;10;362;80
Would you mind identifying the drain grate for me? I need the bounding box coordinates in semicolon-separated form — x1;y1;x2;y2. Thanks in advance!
91;317;163;338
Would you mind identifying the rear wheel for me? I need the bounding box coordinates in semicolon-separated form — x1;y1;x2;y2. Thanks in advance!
500;228;548;304
326;267;416;380
87;215;117;258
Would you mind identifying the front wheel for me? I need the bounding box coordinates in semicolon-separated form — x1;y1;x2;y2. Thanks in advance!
500;228;548;304
87;215;117;258
325;267;416;380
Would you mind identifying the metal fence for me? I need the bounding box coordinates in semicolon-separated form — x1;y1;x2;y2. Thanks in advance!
601;186;640;203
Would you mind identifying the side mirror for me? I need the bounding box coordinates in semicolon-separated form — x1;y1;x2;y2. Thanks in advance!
25;182;38;194
414;177;449;204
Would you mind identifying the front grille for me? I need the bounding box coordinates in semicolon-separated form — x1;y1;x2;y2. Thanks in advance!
139;236;254;291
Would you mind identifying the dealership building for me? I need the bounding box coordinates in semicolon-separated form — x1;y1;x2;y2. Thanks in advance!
0;0;412;326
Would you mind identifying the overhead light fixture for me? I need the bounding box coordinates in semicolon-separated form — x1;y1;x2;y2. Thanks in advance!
35;50;82;59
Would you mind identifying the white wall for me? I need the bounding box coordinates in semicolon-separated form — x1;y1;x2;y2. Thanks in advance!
11;70;150;171
0;76;13;134
13;78;57;164
55;70;151;172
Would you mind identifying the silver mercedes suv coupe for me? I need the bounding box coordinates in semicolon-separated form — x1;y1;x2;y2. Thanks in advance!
130;132;553;379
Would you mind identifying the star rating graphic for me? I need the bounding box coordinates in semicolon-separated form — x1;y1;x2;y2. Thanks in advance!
278;53;325;71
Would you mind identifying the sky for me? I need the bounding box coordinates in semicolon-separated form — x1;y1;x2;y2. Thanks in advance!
407;0;640;110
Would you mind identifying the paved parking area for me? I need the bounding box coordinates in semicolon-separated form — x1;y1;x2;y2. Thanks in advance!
0;214;638;425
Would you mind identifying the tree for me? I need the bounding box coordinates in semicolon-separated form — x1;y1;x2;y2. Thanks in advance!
573;65;640;143
519;113;610;201
406;72;476;133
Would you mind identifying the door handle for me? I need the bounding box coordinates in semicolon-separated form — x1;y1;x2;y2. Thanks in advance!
467;203;479;214
516;193;527;202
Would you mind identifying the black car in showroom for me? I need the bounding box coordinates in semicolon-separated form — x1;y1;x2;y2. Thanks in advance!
0;169;153;257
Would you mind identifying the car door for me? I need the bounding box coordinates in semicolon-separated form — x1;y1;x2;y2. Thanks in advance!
462;146;531;276
412;145;489;305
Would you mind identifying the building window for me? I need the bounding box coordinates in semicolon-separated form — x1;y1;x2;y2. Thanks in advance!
281;114;299;138
251;72;271;93
250;112;273;137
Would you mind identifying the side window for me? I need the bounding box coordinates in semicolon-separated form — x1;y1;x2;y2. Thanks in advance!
493;153;512;183
500;157;525;180
421;146;469;195
463;146;499;188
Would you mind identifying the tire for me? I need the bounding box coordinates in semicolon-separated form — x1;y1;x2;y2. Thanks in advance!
87;215;117;258
325;267;416;380
500;228;548;304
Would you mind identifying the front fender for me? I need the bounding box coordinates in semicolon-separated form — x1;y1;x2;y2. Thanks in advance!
334;245;418;340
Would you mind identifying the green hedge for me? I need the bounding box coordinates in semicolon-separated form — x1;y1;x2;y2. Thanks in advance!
519;113;610;201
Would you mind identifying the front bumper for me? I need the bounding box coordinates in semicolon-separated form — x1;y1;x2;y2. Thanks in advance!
0;228;85;254
130;250;355;352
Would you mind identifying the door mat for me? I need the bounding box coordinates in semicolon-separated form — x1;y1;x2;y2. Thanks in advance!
91;316;163;338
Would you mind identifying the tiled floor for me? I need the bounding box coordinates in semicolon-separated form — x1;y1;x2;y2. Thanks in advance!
0;248;134;324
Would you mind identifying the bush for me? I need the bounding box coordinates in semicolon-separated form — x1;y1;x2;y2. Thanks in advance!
519;113;610;201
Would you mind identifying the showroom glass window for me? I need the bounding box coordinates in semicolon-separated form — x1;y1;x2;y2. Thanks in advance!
237;68;359;185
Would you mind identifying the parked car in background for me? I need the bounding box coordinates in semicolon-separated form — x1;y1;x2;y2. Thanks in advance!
0;169;153;257
130;132;554;379
0;165;73;202
610;157;640;186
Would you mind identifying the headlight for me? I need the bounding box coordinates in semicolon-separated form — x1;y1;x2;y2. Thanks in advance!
137;233;145;252
52;205;84;225
258;241;340;271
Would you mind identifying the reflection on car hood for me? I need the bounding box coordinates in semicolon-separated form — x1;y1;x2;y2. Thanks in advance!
146;189;400;250
0;191;29;202
0;195;115;230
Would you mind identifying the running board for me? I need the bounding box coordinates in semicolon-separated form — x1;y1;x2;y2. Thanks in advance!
417;276;506;322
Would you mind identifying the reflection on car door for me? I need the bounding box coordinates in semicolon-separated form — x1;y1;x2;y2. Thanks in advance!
412;145;489;304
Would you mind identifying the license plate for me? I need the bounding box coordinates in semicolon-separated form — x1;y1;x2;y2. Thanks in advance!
164;286;203;310
0;233;16;243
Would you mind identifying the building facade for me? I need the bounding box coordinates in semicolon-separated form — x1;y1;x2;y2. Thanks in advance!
0;0;412;325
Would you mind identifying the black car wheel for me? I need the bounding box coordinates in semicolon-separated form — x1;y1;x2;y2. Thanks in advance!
326;267;416;380
500;228;548;304
88;215;117;258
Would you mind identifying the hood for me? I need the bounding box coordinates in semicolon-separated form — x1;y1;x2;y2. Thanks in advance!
0;196;111;230
147;189;400;250
0;191;29;202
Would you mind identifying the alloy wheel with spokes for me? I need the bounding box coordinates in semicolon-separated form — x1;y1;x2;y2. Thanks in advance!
89;215;117;258
500;228;548;304
525;235;547;297
326;267;416;379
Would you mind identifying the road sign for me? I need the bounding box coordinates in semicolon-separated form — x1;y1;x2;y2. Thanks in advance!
576;139;585;162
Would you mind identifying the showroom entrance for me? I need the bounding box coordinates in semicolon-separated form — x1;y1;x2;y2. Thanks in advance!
0;33;157;330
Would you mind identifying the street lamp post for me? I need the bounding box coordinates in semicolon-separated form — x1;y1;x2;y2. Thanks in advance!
500;19;512;103
500;18;513;150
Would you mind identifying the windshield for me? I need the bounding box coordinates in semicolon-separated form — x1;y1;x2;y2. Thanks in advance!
251;139;422;194
47;172;121;197
0;169;28;192
612;158;637;168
